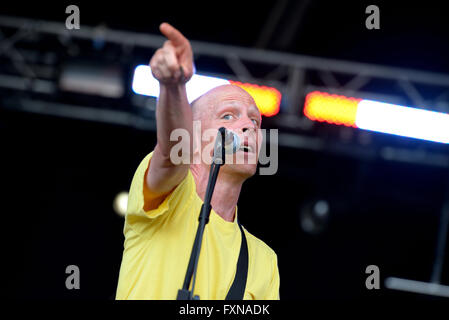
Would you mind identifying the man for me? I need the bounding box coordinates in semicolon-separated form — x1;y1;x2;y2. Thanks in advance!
116;23;280;300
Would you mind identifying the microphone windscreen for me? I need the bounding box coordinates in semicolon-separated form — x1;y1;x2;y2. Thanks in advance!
224;130;240;154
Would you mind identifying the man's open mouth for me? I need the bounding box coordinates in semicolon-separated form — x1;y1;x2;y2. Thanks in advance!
239;145;254;153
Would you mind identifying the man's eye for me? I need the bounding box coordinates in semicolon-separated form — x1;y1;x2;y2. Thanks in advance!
222;114;233;120
252;119;258;126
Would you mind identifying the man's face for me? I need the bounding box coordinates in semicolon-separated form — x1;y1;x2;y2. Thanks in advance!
196;85;263;179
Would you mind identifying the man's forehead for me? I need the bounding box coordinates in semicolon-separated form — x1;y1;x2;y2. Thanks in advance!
205;85;250;102
193;85;261;120
209;86;258;109
214;99;259;112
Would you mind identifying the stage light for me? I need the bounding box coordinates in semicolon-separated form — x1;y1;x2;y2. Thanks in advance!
304;91;360;127
132;65;229;103
113;191;128;217
356;100;449;144
60;61;124;98
229;81;281;117
304;91;449;144
299;199;330;235
132;65;281;116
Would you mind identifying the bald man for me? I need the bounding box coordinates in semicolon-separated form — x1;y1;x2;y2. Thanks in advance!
116;23;280;300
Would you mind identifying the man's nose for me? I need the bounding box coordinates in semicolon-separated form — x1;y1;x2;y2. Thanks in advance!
241;119;256;133
242;126;255;134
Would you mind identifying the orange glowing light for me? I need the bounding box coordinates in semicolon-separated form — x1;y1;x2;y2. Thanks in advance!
229;80;281;117
304;91;361;127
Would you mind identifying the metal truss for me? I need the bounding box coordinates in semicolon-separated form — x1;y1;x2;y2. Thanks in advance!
0;15;448;168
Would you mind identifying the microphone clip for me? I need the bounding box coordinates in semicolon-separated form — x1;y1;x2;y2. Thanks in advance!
212;127;227;165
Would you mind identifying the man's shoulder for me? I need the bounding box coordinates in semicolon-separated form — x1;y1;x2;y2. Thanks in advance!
242;227;277;259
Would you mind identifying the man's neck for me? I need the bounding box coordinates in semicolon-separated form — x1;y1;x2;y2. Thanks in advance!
190;164;244;222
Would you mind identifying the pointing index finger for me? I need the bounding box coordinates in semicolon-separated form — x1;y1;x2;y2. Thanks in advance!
159;22;188;47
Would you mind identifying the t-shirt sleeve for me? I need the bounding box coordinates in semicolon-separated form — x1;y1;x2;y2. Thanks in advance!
264;252;281;300
124;151;195;235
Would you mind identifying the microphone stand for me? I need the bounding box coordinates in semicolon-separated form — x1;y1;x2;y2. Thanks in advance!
177;127;227;300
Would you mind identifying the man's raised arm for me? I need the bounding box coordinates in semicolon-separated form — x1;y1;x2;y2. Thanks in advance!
145;23;194;208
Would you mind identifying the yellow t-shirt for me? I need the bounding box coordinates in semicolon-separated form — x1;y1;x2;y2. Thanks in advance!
116;152;280;300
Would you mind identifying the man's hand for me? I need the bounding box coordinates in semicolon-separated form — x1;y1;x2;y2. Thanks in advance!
150;23;194;84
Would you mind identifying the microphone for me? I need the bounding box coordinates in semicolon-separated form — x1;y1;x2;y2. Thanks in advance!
222;129;241;154
213;128;241;164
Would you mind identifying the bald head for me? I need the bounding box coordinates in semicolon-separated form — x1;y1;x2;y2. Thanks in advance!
190;84;257;121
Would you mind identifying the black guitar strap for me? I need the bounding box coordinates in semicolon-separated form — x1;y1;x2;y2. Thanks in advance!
183;219;249;300
225;221;249;300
